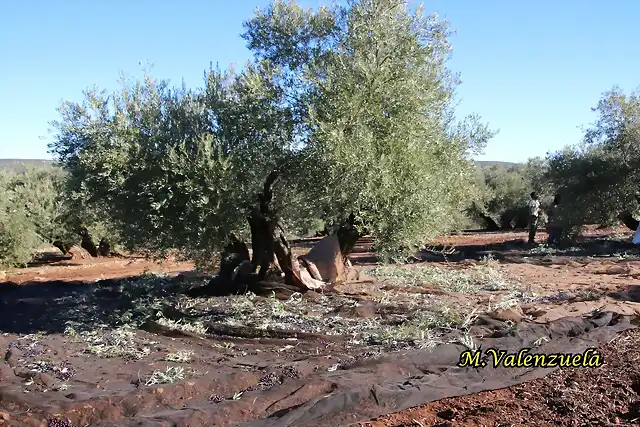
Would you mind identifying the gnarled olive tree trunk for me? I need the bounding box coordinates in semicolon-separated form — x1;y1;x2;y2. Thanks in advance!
468;201;500;231
52;240;73;255
188;171;295;297
247;171;295;283
78;227;99;257
619;193;640;231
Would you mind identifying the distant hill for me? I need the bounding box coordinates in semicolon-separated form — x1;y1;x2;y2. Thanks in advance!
475;160;521;169
0;159;55;173
0;158;522;173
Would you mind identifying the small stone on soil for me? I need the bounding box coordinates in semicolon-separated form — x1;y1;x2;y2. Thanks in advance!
437;408;456;420
4;347;22;366
14;367;35;379
33;372;57;389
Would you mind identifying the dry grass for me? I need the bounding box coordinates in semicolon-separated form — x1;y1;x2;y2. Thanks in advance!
41;260;537;359
63;323;158;360
163;350;195;363
139;366;186;386
363;257;515;293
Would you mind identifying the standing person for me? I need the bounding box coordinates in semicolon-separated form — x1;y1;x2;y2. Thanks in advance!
546;193;561;245
528;192;540;244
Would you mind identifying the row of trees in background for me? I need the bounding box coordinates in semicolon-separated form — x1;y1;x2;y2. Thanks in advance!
1;0;638;271
467;86;640;235
0;165;120;267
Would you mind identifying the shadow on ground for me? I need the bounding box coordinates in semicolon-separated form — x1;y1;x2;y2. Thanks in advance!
0;273;212;336
608;285;640;303
418;237;640;265
27;251;71;266
2;233;637;337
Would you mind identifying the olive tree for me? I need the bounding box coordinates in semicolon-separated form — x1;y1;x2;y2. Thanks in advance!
244;0;494;261
0;166;80;267
50;0;495;292
545;86;640;234
50;64;300;284
469;159;551;231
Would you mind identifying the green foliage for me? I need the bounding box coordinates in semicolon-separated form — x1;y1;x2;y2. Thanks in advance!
482;164;529;217
0;175;40;267
0;166;70;267
455;86;640;236
468;159;551;229
0;164;122;268
49;0;495;264
0;209;43;268
245;0;495;260
50;65;298;263
545;87;640;234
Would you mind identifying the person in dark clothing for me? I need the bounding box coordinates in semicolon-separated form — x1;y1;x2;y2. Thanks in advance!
546;193;561;245
528;192;540;244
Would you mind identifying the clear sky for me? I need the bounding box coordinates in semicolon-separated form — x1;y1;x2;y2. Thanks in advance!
1;0;638;162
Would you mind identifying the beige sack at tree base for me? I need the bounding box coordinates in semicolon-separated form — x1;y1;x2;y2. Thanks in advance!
290;235;348;290
302;235;347;283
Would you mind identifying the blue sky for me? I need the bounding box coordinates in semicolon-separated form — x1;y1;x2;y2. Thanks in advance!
1;0;638;163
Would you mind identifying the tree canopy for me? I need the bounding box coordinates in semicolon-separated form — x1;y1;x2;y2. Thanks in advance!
544;87;640;234
48;0;494;266
1;3;637;272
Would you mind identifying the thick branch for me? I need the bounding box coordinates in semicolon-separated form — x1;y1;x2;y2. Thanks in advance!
337;213;360;256
78;227;98;257
218;233;250;281
470;201;500;231
250;170;293;281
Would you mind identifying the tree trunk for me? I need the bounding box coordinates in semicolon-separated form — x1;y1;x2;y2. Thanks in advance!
337;213;360;257
484;216;501;231
469;202;500;231
78;227;98;257
52;240;72;255
218;233;251;281
187;171;295;297
618;211;639;231
247;171;295;282
315;228;328;237
98;238;112;257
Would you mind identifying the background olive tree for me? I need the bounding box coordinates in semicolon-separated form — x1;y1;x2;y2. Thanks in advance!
544;87;640;236
465;159;551;231
50;64;299;274
0;164;122;268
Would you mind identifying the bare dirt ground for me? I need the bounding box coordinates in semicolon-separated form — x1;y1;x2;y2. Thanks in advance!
0;227;639;426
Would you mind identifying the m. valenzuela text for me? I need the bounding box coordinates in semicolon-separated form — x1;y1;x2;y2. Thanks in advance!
457;348;603;368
